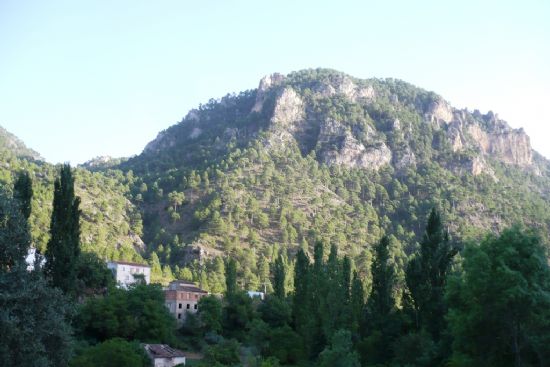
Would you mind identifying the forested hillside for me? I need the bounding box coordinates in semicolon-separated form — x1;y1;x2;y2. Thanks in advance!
2;69;550;291
0;129;144;262
112;69;550;290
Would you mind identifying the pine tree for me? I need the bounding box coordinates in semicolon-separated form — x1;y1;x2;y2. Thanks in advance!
45;164;81;295
13;171;33;221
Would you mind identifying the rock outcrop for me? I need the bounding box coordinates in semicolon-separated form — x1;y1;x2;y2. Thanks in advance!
317;119;391;170
251;73;286;113
444;111;533;167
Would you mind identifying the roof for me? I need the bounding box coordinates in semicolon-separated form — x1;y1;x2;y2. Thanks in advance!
169;280;208;294
177;285;208;293
107;260;151;268
144;344;186;359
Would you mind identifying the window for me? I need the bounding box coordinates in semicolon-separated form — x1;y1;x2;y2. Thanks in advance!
186;304;190;310
194;304;197;310
178;303;182;309
178;314;181;319
195;294;198;299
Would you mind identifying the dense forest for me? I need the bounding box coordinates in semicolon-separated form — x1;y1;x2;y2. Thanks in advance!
1;169;548;366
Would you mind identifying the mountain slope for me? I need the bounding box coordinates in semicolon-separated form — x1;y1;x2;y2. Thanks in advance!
0;127;145;262
114;69;550;288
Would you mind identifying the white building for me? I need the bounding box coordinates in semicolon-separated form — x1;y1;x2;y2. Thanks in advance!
247;290;265;300
107;260;151;288
25;247;45;271
143;344;186;367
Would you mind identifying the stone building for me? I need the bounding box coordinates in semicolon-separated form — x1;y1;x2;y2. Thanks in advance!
164;280;208;323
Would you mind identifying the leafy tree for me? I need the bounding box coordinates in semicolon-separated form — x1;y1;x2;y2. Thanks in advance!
197;295;223;334
45;164;81;295
447;226;550;367
0;267;74;367
75;252;115;295
70;338;148;367
76;283;176;343
13;171;32;220
318;329;360;367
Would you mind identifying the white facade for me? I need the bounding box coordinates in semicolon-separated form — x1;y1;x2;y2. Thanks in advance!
151;356;186;367
107;261;151;288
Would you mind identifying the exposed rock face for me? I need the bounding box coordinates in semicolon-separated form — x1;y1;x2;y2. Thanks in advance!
427;98;453;124
318;119;391;170
251;73;286;113
271;87;305;128
143;130;176;153
264;87;307;149
394;147;416;171
444;111;533;167
314;74;375;102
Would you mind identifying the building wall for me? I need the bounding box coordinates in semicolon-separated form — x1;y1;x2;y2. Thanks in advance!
153;357;186;367
107;262;151;288
165;290;206;323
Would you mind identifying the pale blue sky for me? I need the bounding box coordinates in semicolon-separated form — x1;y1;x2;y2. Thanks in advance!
1;0;549;163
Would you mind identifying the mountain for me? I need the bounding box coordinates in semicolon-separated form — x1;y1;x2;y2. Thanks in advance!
0;126;43;160
110;68;550;289
3;69;550;291
0;126;145;262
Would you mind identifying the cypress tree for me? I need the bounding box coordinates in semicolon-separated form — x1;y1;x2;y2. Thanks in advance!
350;271;364;337
45;164;81;295
369;235;395;317
13;171;33;221
225;258;237;296
405;208;458;340
273;253;286;299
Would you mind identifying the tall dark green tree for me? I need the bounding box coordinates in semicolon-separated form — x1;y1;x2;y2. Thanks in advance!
447;226;550;367
350;271;364;337
45;164;81;295
0;189;30;272
369;235;395;317
225;257;237;296
273;253;286;299
361;235;400;365
13;171;33;221
405;208;458;340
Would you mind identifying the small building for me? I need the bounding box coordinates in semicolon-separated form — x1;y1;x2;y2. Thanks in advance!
164;280;208;323
247;290;265;300
25;247;45;271
143;344;186;367
107;260;151;288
